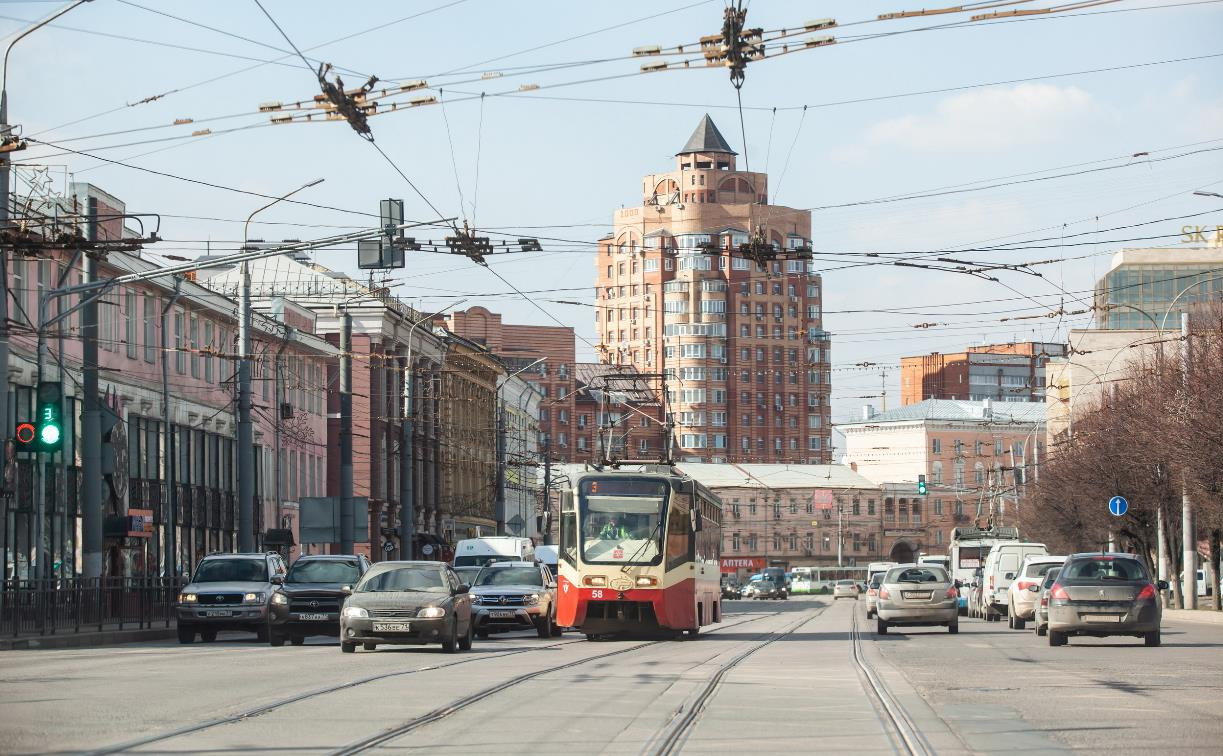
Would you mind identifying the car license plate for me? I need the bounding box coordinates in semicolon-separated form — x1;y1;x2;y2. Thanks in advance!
372;622;410;632
490;610;515;619
204;610;231;617
298;613;328;621
1084;614;1121;623
902;591;930;600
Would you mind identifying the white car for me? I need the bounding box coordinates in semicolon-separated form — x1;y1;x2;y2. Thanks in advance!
1005;556;1064;630
833;579;859;599
978;542;1048;621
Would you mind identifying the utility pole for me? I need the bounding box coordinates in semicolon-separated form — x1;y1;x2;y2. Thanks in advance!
399;346;414;560
542;433;552;543
1181;312;1196;610
339;311;354;553
80;234;102;578
160;280;182;578
495;399;506;535
236;260;255;553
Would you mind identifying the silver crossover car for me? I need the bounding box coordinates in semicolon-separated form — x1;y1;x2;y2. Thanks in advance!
1032;567;1061;637
339;561;474;653
469;561;559;639
1046;553;1165;647
875;564;959;634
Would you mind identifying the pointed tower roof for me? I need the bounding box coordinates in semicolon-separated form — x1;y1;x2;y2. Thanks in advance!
676;114;737;156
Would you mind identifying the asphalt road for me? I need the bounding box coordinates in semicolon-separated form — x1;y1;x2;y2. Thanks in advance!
1;596;1220;754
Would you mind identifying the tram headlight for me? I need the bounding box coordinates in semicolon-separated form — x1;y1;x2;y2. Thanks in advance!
582;576;606;587
635;576;658;587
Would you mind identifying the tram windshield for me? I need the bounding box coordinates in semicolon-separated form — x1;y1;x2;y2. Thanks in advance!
578;477;667;565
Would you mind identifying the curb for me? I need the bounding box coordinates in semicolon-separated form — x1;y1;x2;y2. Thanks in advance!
0;627;177;650
1164;608;1223;625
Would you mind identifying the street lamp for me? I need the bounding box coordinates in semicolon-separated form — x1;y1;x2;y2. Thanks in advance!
400;298;466;559
236;178;324;552
495;357;545;536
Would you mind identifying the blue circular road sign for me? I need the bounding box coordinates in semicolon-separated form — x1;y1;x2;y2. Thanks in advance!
1109;496;1128;517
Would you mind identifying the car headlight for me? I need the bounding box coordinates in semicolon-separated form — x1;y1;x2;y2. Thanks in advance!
243;592;265;604
342;606;368;619
417;606;446;618
471;595;484;605
271;592;288;606
179;593;197;603
524;593;540;606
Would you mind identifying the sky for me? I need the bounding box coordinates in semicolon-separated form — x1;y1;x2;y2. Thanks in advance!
6;0;1222;429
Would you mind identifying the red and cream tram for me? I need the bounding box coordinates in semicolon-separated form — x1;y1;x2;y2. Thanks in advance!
556;465;722;638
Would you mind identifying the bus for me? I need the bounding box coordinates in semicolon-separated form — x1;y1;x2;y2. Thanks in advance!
949;526;1020;614
556;465;722;638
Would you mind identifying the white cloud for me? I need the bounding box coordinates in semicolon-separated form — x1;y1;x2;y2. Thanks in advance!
856;83;1104;153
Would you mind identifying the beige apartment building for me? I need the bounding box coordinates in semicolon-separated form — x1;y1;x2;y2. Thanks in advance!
838;399;1046;545
595;115;832;464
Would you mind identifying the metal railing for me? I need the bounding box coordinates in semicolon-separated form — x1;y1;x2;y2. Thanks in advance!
0;577;183;638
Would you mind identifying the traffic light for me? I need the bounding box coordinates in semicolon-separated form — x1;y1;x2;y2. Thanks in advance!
35;381;63;452
14;421;37;451
917;474;927;496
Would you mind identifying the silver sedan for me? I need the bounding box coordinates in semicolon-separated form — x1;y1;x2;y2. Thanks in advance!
833;579;859;599
875;564;959;635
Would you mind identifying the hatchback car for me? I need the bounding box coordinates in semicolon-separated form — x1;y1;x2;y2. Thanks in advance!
339;561;474;653
1046;553;1165;647
1006;556;1065;630
833;579;859;600
875;564;958;634
864;573;884;618
751;579;786;600
1032;567;1061;637
176;552;286;644
469;561;559;639
268;554;370;646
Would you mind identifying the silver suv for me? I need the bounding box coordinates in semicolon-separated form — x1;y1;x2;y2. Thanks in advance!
469;561;560;639
176;552;286;643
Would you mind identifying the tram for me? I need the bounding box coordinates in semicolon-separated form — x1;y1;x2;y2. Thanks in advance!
555;465;722;638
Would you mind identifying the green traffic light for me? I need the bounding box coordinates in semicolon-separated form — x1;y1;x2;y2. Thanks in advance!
40;423;61;446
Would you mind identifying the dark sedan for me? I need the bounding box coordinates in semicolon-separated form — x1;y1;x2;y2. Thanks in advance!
268;554;370;646
1046;553;1166;647
339;561;474;653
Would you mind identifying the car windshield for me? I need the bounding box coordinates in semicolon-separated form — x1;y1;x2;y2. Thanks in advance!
869;574;883;588
358;567;449;593
286;559;360;584
758;580;775;589
453;567;483;584
837;579;856;586
578;477;667;565
474;567;542;587
193;559;267;583
1062;557;1148;581
887;566;949;584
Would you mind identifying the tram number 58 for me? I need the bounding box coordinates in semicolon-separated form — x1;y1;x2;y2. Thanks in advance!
591;589;604;599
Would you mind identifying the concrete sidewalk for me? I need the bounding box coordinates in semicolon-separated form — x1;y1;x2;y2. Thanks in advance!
1164;608;1223;625
0;625;177;650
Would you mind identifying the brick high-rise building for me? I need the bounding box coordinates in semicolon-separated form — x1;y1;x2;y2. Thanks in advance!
596;115;832;463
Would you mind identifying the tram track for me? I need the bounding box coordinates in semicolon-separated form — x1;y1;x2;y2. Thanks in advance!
646;604;828;756
327;609;788;755
849;608;933;756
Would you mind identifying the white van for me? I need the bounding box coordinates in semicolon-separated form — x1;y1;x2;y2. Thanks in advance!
867;561;898;583
979;542;1048;620
453;536;534;568
534;544;558;578
918;555;950;570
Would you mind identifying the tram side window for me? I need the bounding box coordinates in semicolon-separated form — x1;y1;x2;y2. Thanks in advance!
666;503;692;572
560;510;577;566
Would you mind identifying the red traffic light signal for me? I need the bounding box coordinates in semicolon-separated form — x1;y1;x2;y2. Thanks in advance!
15;421;37;450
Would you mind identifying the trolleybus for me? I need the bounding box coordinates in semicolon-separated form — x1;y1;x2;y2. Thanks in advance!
556;465;722;638
949;526;1019;614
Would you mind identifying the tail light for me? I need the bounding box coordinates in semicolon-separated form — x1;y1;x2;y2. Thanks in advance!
1050;583;1069;601
867;589;877;597
879;588;890;600
944;586;958;599
988;575;995;591
1136;584;1157;601
1040;595;1049;606
1015;580;1036;592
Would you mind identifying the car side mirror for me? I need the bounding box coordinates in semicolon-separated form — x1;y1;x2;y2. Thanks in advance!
340;585;352;595
1157;580;1169;590
1004;572;1015;581
455;584;470;594
270;575;283;585
1027;584;1040;592
547;582;557;590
